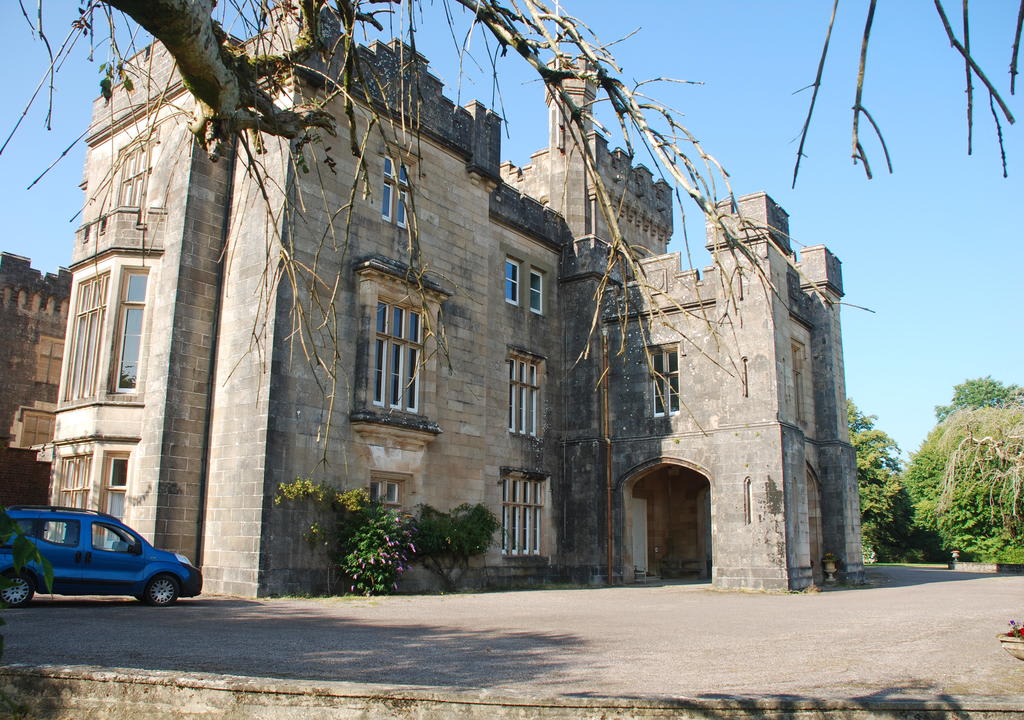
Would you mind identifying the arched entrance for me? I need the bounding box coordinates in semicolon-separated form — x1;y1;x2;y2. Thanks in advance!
626;463;712;580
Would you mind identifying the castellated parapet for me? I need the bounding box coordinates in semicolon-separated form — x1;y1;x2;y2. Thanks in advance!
0;253;70;452
501;131;673;255
54;26;863;597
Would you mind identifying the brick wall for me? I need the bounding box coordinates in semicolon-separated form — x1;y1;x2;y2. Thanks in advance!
0;446;51;506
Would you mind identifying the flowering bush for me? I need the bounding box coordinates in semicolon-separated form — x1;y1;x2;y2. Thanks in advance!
1006;620;1024;639
339;503;416;596
276;479;415;596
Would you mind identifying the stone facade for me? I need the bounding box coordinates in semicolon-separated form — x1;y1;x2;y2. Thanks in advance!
51;35;863;595
0;253;71;449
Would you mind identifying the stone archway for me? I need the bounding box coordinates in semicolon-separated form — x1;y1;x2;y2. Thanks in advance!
625;462;713;581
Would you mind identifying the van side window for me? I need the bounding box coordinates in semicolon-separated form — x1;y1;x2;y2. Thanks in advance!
91;523;136;554
41;520;80;547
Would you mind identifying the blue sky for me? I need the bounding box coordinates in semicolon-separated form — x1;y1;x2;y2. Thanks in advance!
1;2;1020;457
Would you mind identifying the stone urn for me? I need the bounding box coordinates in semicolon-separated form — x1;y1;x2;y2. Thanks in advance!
997;634;1024;661
822;555;838;583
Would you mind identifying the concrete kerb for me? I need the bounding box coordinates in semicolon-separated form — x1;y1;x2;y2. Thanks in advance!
1;665;1021;720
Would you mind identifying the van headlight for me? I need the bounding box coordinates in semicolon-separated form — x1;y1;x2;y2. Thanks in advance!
174;553;193;566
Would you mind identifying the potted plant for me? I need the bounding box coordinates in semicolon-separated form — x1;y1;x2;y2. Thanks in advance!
821;553;839;583
997;620;1024;662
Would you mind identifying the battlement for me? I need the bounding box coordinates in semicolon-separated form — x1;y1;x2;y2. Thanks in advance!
797;245;844;297
89;33;504;179
501;130;672;253
706;192;791;254
0;253;71;298
490;183;572;249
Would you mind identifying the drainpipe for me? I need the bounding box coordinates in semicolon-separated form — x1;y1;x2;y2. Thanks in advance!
194;139;237;567
601;325;613;585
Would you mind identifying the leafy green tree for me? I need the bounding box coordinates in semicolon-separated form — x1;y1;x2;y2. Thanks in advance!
413;504;500;592
847;400;916;561
905;405;1024;563
935;376;1023;423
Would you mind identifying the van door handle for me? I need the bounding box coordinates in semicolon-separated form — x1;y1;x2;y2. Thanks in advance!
84;552;92;563
75;551;81;563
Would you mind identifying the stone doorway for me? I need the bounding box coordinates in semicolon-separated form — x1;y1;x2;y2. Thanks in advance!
628;464;712;580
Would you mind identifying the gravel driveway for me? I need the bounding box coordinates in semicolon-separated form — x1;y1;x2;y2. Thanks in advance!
4;566;1022;701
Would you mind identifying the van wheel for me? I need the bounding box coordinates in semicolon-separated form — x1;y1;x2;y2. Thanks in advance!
143;574;180;606
1;573;35;608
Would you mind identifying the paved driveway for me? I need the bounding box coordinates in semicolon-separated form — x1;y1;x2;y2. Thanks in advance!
3;566;1022;701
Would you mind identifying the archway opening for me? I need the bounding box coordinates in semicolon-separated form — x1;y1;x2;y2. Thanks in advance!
629;464;712;580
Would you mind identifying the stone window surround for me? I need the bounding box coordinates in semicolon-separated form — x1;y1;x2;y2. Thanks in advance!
507;353;541;437
35;334;65;385
13;407;55;448
504;256;520;306
373;299;422;413
500;467;547;557
528;267;544;315
65;272;110;402
353;255;450;423
369;470;410;508
51;440;139;517
114;269;149;393
102;453;130;519
380;156;409;227
651;344;681;417
62;258;157;407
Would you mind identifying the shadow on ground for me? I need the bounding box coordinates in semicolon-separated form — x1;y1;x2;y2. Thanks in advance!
5;598;584;688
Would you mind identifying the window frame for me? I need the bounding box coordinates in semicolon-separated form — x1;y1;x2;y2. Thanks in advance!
504;258;520;306
35;334;64;385
65;274;110;402
651;346;681;417
118;143;149;208
17;409;54;448
59;456;92;509
791;340;807;423
372;300;422;413
381;157;409;228
103;455;129;519
369;475;404;508
114;270;149;393
501;476;544;556
528;268;544;315
507;356;540;437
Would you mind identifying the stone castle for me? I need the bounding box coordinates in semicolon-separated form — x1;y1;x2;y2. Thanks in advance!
51;35;863;595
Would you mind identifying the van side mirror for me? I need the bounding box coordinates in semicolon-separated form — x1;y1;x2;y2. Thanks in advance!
131;542;143;555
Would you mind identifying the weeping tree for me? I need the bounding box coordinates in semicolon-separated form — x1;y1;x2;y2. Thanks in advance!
905;404;1024;562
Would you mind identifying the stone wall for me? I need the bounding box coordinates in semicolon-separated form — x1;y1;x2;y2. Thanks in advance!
0;253;70;448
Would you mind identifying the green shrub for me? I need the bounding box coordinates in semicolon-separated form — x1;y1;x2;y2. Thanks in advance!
414;503;500;592
275;479;414;596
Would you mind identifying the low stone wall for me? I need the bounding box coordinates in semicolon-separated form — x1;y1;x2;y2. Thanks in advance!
1;665;1021;720
948;562;1024;574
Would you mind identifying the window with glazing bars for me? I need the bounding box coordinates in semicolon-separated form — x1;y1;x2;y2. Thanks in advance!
66;274;109;401
652;347;680;416
373;301;421;412
115;272;148;392
381;158;408;227
502;477;543;555
60;456;91;508
118;144;148;207
507;357;539;436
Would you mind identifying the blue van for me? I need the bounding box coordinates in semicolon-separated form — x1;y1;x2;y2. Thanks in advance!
0;506;202;607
